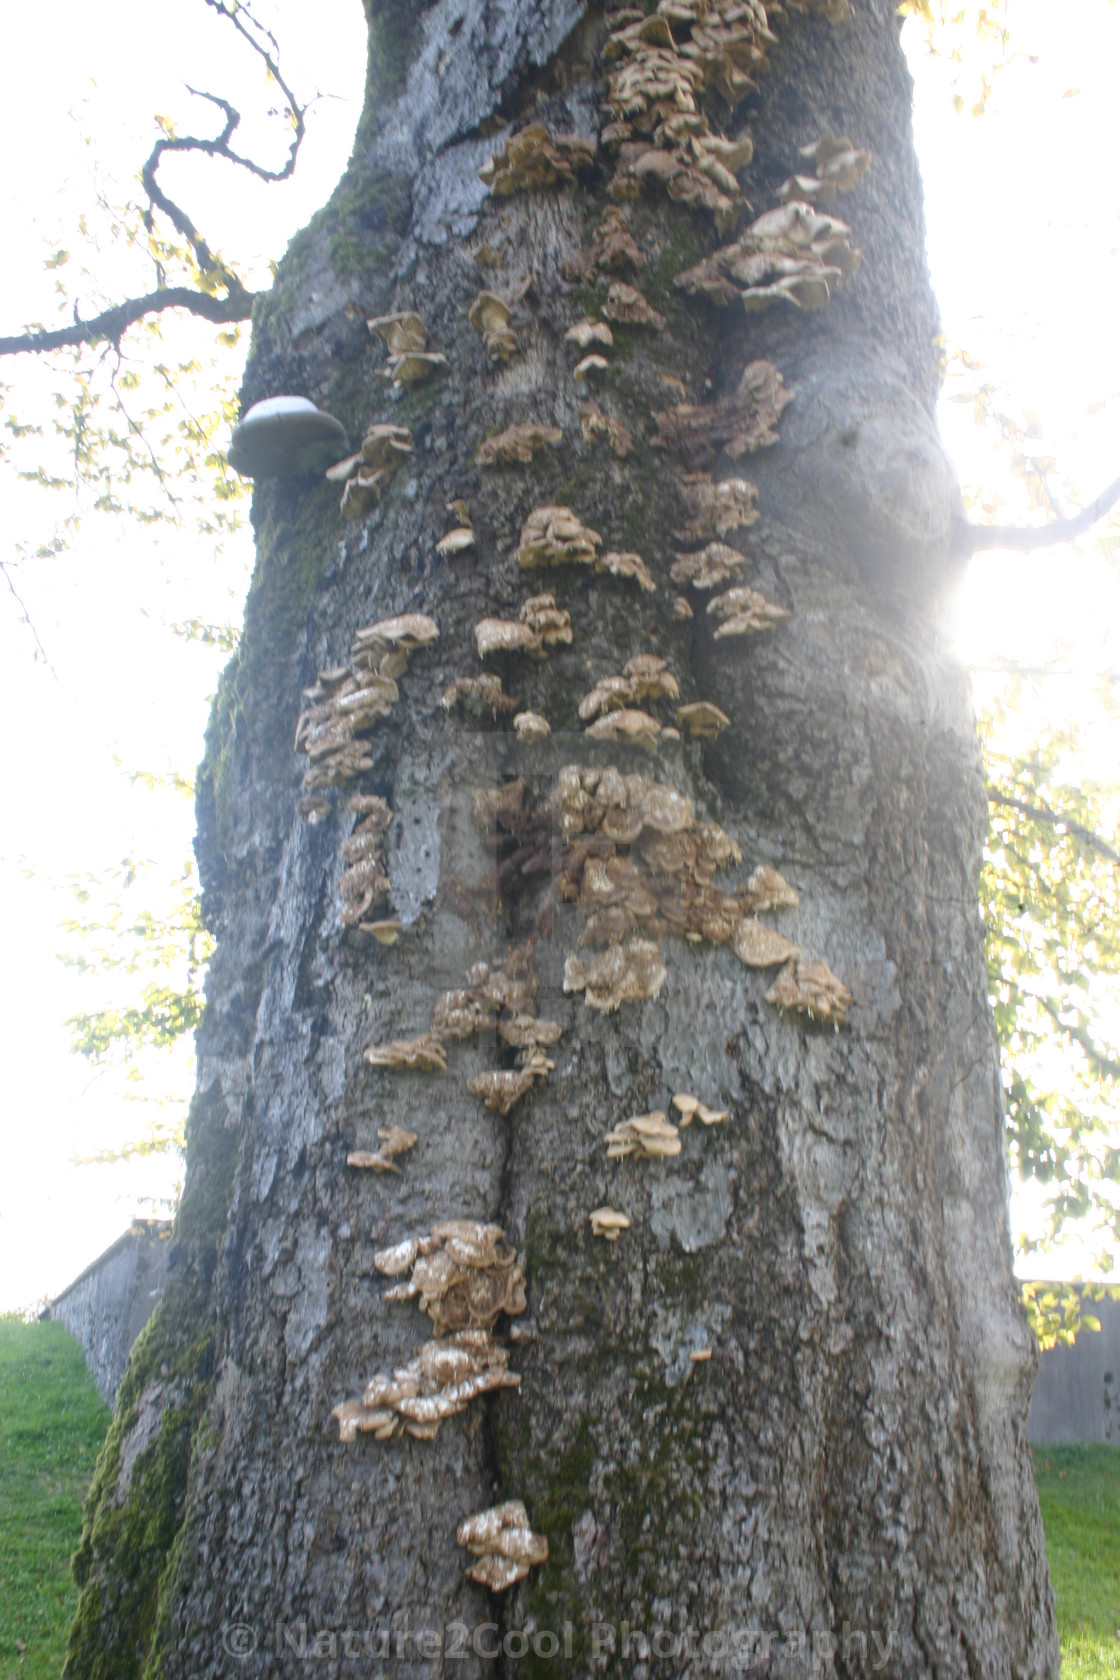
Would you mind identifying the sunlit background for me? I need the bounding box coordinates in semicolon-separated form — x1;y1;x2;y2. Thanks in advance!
0;0;1117;1309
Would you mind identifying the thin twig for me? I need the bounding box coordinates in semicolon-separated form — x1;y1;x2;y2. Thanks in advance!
0;560;58;674
960;473;1120;555
987;790;1120;864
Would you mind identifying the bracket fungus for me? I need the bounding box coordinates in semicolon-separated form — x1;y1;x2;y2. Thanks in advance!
480;124;596;194
333;1330;520;1443
673;593;694;619
579;400;634;459
587;709;664;752
707;584;791;637
367;311;447;386
375;1221;528;1334
476;422;563;468
676;201;860;313
467;1068;539;1116
296;658;403;795
363;920;402;945
227;396;348;480
564;937;669;1011
598;549;657;591
347;1126;417;1173
364;1034;448;1073
601;281;665;329
740;863;799;912
475;594;572;661
605;1110;682;1161
437;526;476;557
652;360;792;465
338;794;394;926
676;473;759;542
670;541;752;591
515;505;602;570
564;205;645;279
590;1207;631;1241
766;957;852;1026
457;1501;548;1592
429;947;542;1042
731;918;801;969
328;421;414;518
469;289;522;363
794;133;872;193
514;710;551;743
677;700;730;739
574;353;610;382
565;319;614;350
672;1093;729;1127
442;674;519;719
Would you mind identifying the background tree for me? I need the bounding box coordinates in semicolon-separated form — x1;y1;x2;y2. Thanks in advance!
6;0;1094;1674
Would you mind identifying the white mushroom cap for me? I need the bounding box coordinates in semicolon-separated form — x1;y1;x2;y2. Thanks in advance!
228;397;349;480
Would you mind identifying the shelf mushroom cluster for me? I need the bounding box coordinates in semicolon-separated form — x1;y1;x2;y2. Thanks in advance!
294;614;439;793
337;794;397;936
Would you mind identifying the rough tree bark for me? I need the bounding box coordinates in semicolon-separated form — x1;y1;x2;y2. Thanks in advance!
65;2;1059;1677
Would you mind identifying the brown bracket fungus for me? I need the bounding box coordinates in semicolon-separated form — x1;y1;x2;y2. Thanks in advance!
516;505;602;570
469;290;521;363
475;594;572;661
564;937;669;1011
467;1069;538;1116
604;1110;682;1160
227;396;349;480
786;0;852;22
429;947;540;1043
574;353;610;382
601;281;665;329
328;421;414;518
479;124;596;195
579;654;680;723
296;669;399;795
579;401;635;459
339;794;394;926
457;1501;548;1592
671;1093;729;1127
333;1330;520;1443
598;549;656;591
565;319;614;350
590;1207;631;1241
476;422;563;467
514;710;551;743
670;541;752;591
564;204;645;281
652;359;792;464
364;1034;448;1073
731;919;801;969
677;699;730;739
587;709;664;752
437;525;476;557
739;863;799;911
796;133;873;192
442;674;519;719
673;593;694;619
676;201;860;313
362;920;402;945
676;473;759;542
347;1126;417;1174
766;957;852;1026
707;584;791;637
375;1221;528;1334
367;311;447;386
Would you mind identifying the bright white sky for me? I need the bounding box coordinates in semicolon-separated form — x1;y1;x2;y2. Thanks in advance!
0;0;1117;1310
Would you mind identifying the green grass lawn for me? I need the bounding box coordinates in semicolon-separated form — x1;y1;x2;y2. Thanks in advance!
1034;1444;1120;1679
0;1316;1117;1679
0;1319;109;1680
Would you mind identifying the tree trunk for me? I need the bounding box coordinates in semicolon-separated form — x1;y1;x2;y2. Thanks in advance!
65;2;1059;1676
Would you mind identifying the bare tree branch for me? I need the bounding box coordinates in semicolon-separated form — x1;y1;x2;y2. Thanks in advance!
0;0;308;359
960;473;1120;555
0;559;58;672
988;790;1120;864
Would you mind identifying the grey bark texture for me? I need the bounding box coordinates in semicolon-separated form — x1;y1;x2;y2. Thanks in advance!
65;2;1059;1677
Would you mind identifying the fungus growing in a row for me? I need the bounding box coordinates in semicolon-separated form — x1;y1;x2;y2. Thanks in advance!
375;1220;528;1334
552;765;694;842
652;360;793;465
479;124;596;195
442;674;519;719
732;919;801;969
707;584;791;637
675;201;860;313
514;710;551;743
672;1093;729;1127
599;549;656;591
328;421;415;518
602;281;665;329
476;422;563;467
579;654;680;722
587;709;663;752
579;400;634;458
457;1501;548;1592
605;1110;682;1160
590;1207;631;1242
295;666;396;795
367;311;447;387
364;1034;448;1073
676;473;759;542
467;1068;538;1116
565;319;614;350
609;129;749;233
347;1125;417;1173
677;700;730;739
766;958;852;1026
227;396;349;480
338;794;394;926
332;1330;519;1443
563;205;645;279
564;937;669;1012
429;947;541;1043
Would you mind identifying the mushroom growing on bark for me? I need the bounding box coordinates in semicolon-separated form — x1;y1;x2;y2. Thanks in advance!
227;397;349;479
456;1500;548;1592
